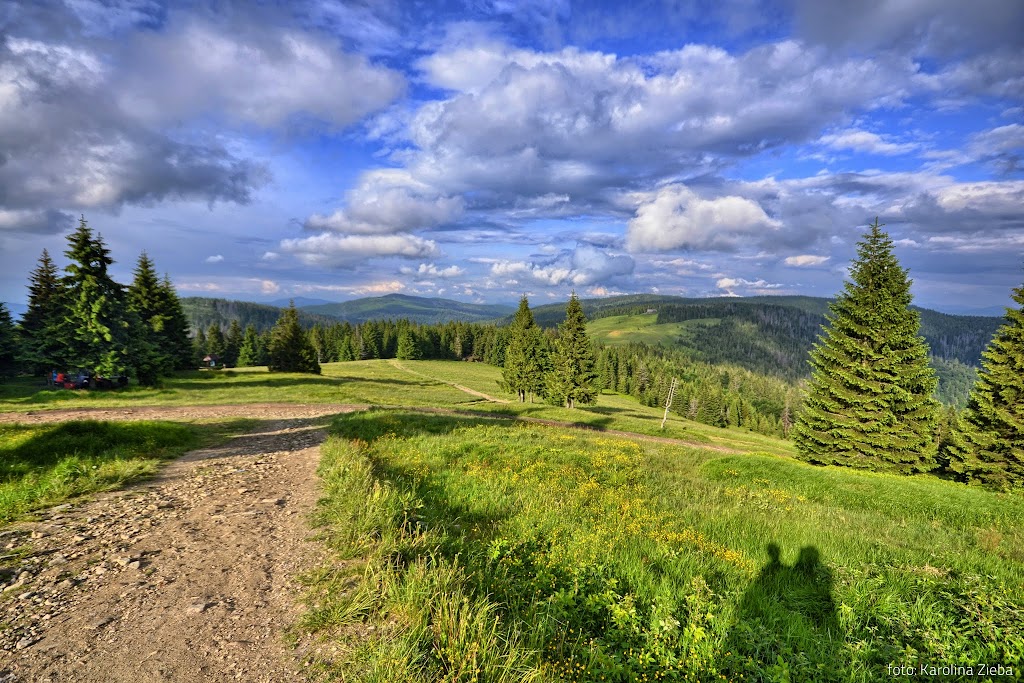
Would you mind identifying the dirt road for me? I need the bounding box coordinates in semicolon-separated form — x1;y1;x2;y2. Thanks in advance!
0;404;354;683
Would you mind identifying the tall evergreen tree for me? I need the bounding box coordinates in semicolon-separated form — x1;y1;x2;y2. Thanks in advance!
223;319;243;367
236;324;263;367
546;292;597;409
337;334;356;362
963;277;1024;487
126;252;170;385
502;296;548;402
17;249;67;374
193;327;207;367
267;302;321;374
206;323;226;360
792;220;938;473
61;217;132;376
159;275;193;370
396;327;421;360
0;303;19;377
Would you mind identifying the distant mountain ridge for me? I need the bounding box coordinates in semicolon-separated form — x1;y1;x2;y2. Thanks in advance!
181;293;515;330
300;293;514;324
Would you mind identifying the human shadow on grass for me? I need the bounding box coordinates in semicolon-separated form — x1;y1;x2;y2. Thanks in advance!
721;543;844;681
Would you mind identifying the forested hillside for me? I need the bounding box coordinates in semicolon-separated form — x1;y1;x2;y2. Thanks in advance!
301;293;513;324
181;297;337;333
530;295;1000;380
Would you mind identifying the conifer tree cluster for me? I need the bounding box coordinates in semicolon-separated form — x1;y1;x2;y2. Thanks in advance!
793;220;939;474
13;217;191;385
500;293;596;409
501;296;549;402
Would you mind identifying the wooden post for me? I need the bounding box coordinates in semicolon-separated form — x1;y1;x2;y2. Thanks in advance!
661;377;678;429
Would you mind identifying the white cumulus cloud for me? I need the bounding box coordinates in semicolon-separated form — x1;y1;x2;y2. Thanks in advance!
784;254;830;267
819;129;918;156
626;184;780;252
401;263;466;279
280;233;438;266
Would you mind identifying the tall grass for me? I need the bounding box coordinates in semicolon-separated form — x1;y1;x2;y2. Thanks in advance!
302;409;1024;682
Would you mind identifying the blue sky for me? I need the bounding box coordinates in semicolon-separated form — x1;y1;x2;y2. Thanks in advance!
1;0;1022;315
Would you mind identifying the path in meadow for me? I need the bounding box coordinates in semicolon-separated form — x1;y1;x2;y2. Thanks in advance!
388;359;511;403
0;404;355;683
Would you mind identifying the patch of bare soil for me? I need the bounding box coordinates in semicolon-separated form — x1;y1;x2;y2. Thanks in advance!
0;404;356;683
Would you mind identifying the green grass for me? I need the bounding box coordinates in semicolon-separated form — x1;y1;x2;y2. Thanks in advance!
587;313;717;347
0;361;473;411
0;361;796;457
396;361;794;457
302;409;1024;682
0;419;252;523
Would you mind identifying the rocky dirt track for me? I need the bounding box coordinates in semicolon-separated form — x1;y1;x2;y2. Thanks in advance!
0;404;355;683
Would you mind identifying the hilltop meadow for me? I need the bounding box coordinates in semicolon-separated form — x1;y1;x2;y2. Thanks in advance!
2;360;1021;682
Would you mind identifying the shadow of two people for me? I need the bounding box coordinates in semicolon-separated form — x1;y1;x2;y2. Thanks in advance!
723;543;843;679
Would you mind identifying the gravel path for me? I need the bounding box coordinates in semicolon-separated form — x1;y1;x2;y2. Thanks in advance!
0;404;356;683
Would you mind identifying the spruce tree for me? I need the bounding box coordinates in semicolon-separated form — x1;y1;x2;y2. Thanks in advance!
236;325;262;367
126;252;170;385
18;249;67;374
963;277;1024;487
792;220;938;473
337;334;356;362
224;319;243;367
267;302;320;374
193;327;207;367
936;406;976;483
206;323;226;361
502;296;548;402
61;217;132;377
0;303;19;377
396;327;421;360
546;292;597;409
159;275;193;370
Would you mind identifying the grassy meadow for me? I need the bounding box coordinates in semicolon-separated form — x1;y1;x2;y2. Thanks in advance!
0;361;794;456
303;409;1024;682
587;313;717;348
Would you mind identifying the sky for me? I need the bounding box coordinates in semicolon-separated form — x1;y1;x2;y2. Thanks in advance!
0;0;1022;316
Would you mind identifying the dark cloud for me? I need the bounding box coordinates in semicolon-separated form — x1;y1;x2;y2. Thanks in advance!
0;209;74;234
791;0;1024;57
0;17;270;232
0;1;406;235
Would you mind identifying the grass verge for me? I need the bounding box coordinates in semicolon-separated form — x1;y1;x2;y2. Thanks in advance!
300;409;1024;682
0;418;254;523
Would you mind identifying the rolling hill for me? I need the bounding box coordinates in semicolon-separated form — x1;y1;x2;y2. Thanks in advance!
299;293;514;324
571;296;1000;407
